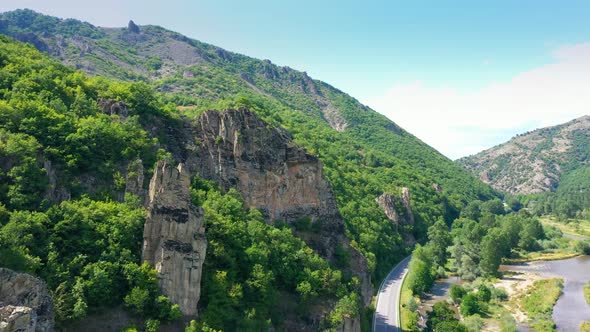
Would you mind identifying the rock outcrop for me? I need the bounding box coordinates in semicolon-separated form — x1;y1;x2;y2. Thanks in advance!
0;268;54;332
142;161;207;316
191;109;371;305
376;188;415;228
0;306;35;332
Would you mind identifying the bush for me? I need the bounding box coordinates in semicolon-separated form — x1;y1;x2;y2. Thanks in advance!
145;319;160;332
576;240;590;255
460;293;481;316
491;287;508;301
450;285;466;304
476;285;491;303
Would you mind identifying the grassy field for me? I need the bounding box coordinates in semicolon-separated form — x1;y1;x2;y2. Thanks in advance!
585;281;590;305
519;278;563;332
581;321;590;332
540;216;590;239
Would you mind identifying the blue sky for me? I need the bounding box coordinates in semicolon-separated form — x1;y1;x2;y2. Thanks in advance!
2;0;590;158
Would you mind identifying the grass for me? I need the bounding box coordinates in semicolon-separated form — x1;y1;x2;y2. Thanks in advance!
585;281;590;305
581;321;590;332
506;251;579;263
540;216;590;239
399;274;416;332
519;278;563;332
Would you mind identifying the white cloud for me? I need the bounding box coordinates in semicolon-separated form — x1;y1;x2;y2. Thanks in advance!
368;43;590;160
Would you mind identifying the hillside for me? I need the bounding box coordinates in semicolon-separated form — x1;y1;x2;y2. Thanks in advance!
459;115;590;195
0;9;496;270
0;9;498;331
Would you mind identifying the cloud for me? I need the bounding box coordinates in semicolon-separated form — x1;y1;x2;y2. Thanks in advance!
368;42;590;160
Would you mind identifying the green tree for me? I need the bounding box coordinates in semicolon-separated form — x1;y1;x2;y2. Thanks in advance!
479;229;508;277
450;285;466;304
427;219;452;267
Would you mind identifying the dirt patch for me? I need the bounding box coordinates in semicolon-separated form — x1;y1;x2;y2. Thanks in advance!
493;271;545;324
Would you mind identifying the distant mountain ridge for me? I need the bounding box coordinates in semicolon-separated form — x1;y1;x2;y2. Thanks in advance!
458;115;590;194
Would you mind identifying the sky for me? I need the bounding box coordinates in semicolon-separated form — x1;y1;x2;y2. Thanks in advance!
1;1;590;159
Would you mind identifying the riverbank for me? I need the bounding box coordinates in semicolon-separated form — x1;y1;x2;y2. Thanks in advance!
500;256;590;331
541;216;590;239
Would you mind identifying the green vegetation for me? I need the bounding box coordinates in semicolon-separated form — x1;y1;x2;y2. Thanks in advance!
520;278;563;332
584;281;590;305
524;166;590;220
0;35;183;328
540;216;590;239
0;9;499;283
0;35;363;329
0;11;509;330
191;178;359;330
399;199;572;331
426;302;467;332
581;321;590;332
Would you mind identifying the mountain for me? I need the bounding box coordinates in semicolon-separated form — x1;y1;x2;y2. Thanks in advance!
458;115;590;194
0;9;497;331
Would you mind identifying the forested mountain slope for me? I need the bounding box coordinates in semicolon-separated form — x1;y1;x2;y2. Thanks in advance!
459;115;590;195
0;9;496;278
0;9;498;331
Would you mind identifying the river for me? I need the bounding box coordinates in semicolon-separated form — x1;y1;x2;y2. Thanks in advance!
501;255;590;331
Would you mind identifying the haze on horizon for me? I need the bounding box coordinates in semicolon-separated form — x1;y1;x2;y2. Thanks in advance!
2;0;589;159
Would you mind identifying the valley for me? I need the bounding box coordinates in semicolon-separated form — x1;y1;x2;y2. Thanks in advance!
0;5;588;332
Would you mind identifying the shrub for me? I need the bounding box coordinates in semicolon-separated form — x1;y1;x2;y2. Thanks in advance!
460;293;481;316
450;285;466;304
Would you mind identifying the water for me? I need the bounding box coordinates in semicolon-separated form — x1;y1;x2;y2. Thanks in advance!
501;256;590;331
419;276;462;315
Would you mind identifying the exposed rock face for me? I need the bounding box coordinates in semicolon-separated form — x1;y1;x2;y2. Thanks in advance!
43;159;70;203
400;188;415;225
0;268;53;332
191;109;371;305
376;188;414;228
319;100;348;132
99;99;129;119
127;20;140;34
0;305;34;332
194;109;337;223
376;193;401;227
376;188;415;244
142;161;207;316
124;159;145;202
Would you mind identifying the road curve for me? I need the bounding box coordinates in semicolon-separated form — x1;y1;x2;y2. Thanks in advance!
373;255;412;332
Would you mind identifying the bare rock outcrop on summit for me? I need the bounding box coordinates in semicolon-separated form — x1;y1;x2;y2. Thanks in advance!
142;161;207;316
0;268;54;332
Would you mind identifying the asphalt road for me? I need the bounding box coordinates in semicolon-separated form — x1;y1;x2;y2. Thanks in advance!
373;256;412;332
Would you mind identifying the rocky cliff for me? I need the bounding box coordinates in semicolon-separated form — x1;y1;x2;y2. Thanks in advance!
458;115;590;194
376;188;415;243
142;161;207;316
188;109;371;305
0;268;54;332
